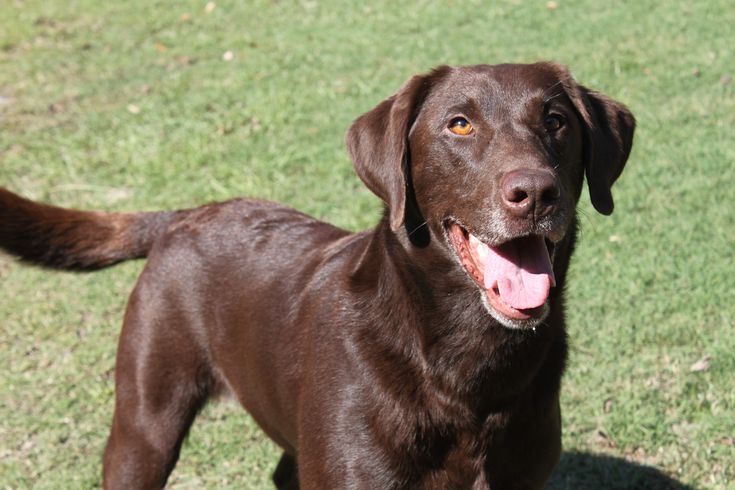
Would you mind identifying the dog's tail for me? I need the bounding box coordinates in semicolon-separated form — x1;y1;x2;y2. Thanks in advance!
0;187;190;271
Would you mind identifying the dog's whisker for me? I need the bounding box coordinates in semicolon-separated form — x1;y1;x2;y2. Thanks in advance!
542;81;564;102
407;220;428;237
543;91;565;104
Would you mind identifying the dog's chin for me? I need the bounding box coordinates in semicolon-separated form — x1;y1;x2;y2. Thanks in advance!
445;221;555;331
480;292;549;330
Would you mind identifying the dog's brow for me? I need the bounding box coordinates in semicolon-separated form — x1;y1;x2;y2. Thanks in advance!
454;91;473;103
451;91;481;111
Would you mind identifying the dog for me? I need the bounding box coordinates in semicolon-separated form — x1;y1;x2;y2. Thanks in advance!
0;62;634;489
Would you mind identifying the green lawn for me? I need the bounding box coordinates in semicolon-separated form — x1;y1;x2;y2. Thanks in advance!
1;0;733;488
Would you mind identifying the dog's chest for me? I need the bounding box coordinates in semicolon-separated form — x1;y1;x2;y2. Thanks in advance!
366;414;491;489
405;431;490;490
428;438;490;489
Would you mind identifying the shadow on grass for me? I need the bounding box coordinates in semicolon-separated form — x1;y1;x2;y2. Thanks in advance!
546;451;692;490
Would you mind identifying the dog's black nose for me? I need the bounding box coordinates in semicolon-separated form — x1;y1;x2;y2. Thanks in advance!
500;169;560;219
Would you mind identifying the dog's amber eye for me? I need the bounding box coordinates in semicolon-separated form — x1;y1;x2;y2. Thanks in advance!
543;114;565;131
448;117;473;135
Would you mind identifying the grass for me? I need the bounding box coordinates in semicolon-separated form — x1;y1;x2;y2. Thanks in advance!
1;0;733;488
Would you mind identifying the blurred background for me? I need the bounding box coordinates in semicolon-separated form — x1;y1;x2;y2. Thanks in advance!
1;1;733;488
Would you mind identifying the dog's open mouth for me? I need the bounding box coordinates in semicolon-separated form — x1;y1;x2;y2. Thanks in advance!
447;223;556;322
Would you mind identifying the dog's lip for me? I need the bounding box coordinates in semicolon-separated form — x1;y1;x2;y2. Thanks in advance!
445;221;556;321
449;220;556;248
444;219;557;267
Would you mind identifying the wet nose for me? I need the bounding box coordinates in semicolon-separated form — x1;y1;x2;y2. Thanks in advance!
500;169;561;219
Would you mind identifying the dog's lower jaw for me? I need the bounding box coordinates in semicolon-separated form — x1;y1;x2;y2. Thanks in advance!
480;292;550;330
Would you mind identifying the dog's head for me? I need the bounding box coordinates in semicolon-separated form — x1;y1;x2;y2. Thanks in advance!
346;63;635;329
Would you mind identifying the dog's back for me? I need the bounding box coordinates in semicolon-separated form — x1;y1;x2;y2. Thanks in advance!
0;188;351;273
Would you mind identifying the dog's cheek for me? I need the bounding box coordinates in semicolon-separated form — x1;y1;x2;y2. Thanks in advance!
408;135;444;213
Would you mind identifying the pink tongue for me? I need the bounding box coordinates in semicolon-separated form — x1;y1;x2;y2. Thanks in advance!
482;236;555;310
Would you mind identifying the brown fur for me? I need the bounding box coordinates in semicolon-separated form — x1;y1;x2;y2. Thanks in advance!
0;62;634;489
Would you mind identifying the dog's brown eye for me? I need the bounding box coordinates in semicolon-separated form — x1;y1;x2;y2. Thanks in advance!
448;117;473;136
543;114;565;131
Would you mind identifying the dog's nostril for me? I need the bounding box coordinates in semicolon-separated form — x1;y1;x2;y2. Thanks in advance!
541;186;560;203
508;188;529;204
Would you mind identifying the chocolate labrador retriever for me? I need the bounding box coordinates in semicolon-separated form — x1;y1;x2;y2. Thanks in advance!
0;62;634;489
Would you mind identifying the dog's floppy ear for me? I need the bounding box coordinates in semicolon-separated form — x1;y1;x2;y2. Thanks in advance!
579;88;636;215
346;68;448;231
561;71;636;215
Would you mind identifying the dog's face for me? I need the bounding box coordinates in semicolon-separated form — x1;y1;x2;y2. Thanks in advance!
347;63;635;329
